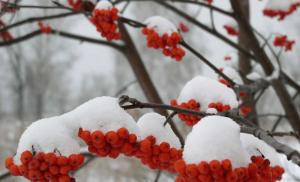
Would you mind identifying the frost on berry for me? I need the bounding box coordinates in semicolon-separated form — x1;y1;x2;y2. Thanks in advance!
5;151;84;181
223;21;239;36
90;1;121;41
263;0;300;20
0;19;13;42
142;16;185;61
273;35;295;51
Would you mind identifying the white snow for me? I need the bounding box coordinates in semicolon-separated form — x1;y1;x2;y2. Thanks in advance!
222;67;243;84
69;97;140;135
95;0;113;10
177;76;238;111
246;72;262;80
137;113;181;149
14;117;81;165
206;108;218;114
264;0;295;11
240;133;281;166
144;16;178;35
183;116;250;168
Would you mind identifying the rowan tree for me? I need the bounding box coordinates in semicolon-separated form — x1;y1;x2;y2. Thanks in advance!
1;0;300;181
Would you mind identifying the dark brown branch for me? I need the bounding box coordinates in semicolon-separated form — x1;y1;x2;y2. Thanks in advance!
0;12;79;33
113;0;234;17
0;29;124;52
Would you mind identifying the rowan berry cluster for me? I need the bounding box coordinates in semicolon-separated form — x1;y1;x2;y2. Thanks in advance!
223;25;239;36
136;136;183;173
68;0;82;11
240;106;252;117
78;127;138;158
78;127;182;172
0;20;13;41
90;7;121;41
208;102;231;113
263;2;300;20
273;35;295;52
179;22;189;33
174;156;284;182
5;151;84;182
38;21;52;34
142;28;186;61
170;99;201;126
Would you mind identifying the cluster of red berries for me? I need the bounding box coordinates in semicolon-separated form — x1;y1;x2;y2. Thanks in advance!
208;102;231;113
142;28;186;61
5;151;84;182
174;156;284;182
170;99;201;126
68;0;82;11
90;7;121;41
0;2;18;13
263;2;300;20
179;22;189;33
240;106;252;117
78;127;138;158
78;127;182;172
135;136;183;173
38;21;52;34
223;25;239;36
273;35;295;52
0;20;13;42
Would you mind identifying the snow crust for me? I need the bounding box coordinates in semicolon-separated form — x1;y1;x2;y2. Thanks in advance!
240;133;281;166
144;16;178;35
137;113;181;148
95;0;113;10
222;67;243;84
71;97;140;134
177;76;238;110
183;116;250;168
246;72;262;80
265;0;295;11
15;118;81;164
206;108;218;114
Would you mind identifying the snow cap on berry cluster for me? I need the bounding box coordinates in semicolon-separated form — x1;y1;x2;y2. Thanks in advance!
70;96;140;135
265;0;295;12
137;113;181;148
240;133;281;166
14;118;81;165
95;0;113;10
144;16;178;36
177;76;238;111
183;116;250;168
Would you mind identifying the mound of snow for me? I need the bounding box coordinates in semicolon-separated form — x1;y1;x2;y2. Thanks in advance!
67;96;140;135
240;133;281;166
183;116;250;168
137;113;181;148
265;0;295;11
177;76;238;110
15;118;81;164
144;16;178;35
95;0;113;10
